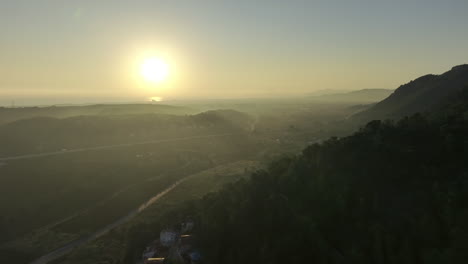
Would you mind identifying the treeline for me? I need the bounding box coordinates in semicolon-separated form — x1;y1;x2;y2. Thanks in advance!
176;90;468;263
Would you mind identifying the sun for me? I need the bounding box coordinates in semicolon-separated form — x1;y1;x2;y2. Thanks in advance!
140;57;169;83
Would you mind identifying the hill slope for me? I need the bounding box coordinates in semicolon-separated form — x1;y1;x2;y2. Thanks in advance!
354;64;468;121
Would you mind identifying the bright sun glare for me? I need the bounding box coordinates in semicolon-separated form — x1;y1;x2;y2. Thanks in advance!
140;57;169;83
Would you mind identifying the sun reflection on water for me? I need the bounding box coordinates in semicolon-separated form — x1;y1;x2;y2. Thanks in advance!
149;96;163;102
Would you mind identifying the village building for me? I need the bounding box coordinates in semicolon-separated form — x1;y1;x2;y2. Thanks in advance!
142;220;200;264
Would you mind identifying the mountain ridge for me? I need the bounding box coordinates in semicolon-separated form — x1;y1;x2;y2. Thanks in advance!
308;88;394;103
353;64;468;121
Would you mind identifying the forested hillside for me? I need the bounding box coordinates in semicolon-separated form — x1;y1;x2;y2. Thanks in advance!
178;89;468;263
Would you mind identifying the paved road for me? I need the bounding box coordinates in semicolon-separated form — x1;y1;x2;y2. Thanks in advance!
0;133;238;162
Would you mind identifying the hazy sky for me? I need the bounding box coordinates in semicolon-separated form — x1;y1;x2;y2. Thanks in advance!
1;0;468;104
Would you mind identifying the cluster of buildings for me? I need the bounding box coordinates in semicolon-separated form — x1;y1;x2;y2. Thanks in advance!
142;219;201;264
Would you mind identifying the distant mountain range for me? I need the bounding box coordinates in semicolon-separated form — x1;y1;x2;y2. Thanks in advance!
309;89;394;103
354;64;468;121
